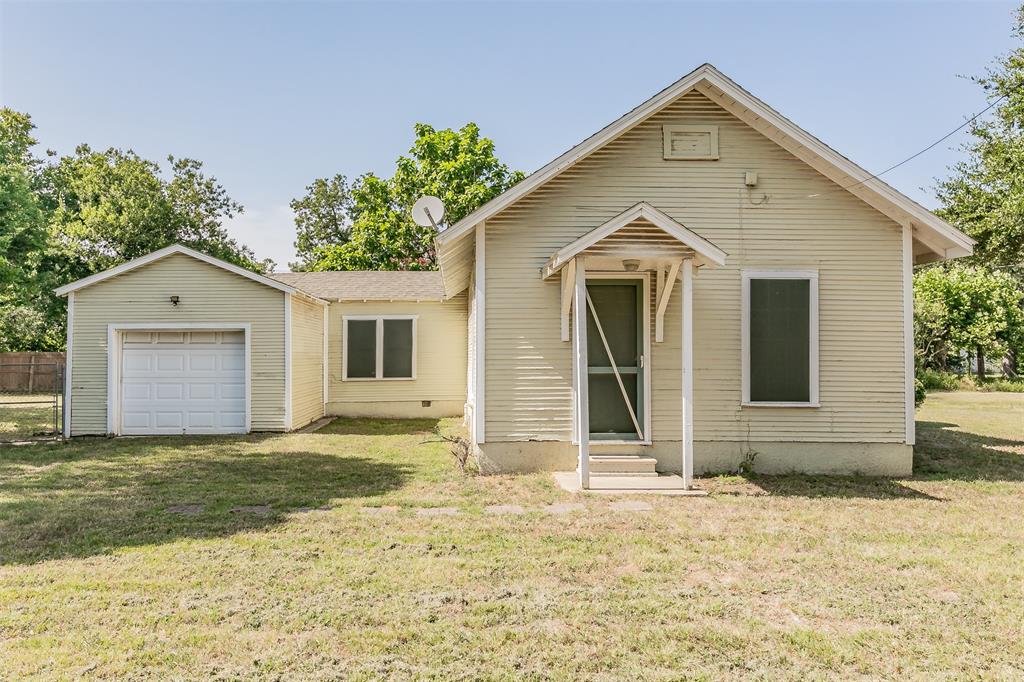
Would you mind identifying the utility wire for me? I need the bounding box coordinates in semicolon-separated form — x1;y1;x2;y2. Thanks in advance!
804;94;1008;199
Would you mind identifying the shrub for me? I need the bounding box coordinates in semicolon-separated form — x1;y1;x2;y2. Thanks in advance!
917;369;964;392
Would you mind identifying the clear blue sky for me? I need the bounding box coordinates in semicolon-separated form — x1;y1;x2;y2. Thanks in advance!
1;1;1018;269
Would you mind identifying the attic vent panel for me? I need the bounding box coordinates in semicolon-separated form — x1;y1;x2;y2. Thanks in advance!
662;125;719;160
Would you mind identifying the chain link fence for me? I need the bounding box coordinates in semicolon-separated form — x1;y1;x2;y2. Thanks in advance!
0;354;65;442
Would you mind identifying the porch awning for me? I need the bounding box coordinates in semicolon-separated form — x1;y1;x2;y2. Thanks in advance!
542;202;727;279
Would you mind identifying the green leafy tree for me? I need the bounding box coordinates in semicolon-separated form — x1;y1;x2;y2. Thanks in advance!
937;6;1024;273
914;266;1024;378
301;123;524;271
0;109;50;351
289;174;354;271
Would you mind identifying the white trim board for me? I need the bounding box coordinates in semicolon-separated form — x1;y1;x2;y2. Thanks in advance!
740;269;820;408
902;225;916;445
435;64;972;295
473;223;486;444
63;292;74;438
284;293;292;431
105;322;253;436
54;243;328;305
341;315;418;382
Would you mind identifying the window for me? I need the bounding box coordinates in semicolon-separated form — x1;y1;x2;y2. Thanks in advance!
662;125;719;160
342;316;417;380
741;270;818;406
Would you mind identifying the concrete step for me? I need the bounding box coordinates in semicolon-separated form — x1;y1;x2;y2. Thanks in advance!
588;455;658;475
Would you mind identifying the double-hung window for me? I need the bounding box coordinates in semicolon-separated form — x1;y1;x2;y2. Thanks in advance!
741;270;819;406
342;316;417;381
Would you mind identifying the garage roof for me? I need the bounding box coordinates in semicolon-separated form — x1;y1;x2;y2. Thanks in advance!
271;270;446;302
54;244;326;303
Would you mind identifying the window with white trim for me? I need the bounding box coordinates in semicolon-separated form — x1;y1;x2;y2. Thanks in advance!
343;316;417;380
742;270;819;406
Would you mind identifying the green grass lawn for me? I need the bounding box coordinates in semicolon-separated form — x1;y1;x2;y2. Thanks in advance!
1;393;1022;679
0;393;62;441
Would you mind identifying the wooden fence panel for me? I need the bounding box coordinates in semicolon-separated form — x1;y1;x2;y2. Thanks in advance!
0;352;66;393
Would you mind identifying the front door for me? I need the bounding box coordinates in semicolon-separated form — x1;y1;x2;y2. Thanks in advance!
586;278;645;441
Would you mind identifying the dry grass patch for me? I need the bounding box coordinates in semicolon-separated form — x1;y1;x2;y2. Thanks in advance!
1;395;1023;679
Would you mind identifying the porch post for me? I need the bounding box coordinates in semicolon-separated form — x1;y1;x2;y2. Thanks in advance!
572;257;590;489
681;258;694;489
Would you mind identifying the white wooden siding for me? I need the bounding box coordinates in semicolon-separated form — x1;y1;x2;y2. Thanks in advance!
484;90;905;444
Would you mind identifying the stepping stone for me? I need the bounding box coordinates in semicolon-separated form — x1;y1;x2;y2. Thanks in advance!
416;507;460;517
484;504;525;515
609;500;653;512
541;502;585;515
360;505;399;515
229;505;272;516
165;504;203;516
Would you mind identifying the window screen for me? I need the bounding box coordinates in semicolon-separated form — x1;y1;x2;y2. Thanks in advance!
382;319;414;378
346;320;377;378
749;279;810;402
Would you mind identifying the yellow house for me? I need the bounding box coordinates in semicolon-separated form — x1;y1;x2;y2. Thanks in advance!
56;64;972;490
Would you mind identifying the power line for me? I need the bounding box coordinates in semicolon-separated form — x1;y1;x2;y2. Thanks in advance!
805;93;1008;199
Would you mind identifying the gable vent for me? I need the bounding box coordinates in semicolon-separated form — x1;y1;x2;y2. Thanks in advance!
663;124;719;160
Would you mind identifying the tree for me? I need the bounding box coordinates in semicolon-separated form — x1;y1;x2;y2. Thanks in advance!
0;109;50;351
0;108;271;350
289;174;353;271
914;266;1024;379
936;6;1024;273
299;123;524;271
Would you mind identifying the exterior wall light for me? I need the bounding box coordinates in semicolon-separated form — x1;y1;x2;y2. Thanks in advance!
170;295;180;306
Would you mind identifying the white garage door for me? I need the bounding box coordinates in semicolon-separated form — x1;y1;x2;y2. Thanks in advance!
120;331;246;435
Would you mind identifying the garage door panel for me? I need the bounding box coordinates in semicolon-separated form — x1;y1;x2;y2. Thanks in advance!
221;382;245;400
157;353;185;372
123;382;151;400
188;382;216;400
156;383;184;400
124;354;153;372
122;412;151;429
188;353;217;372
121;336;247;435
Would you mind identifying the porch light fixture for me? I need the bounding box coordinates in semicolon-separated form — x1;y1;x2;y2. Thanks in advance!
169;295;180;307
622;259;640;272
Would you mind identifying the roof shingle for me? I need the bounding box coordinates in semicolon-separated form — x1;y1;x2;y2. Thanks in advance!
270;271;446;301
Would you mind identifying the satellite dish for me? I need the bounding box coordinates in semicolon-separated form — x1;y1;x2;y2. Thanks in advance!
412;195;445;229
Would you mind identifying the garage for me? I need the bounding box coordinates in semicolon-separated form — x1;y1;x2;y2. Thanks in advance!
56;244;329;437
119;330;247;435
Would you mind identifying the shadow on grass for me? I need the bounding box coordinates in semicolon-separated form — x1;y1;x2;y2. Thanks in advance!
318;417;441;436
0;436;412;566
721;417;1024;500
914;420;1024;482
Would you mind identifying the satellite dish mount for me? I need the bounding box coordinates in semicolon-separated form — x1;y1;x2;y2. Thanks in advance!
412;195;446;230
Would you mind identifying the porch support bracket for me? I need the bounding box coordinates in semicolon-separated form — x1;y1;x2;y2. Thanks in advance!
560;259;576;342
655;259;682;343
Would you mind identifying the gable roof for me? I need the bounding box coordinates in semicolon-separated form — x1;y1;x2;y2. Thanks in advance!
270;270;446;302
542;202;727;278
435;63;973;294
54;244;325;303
